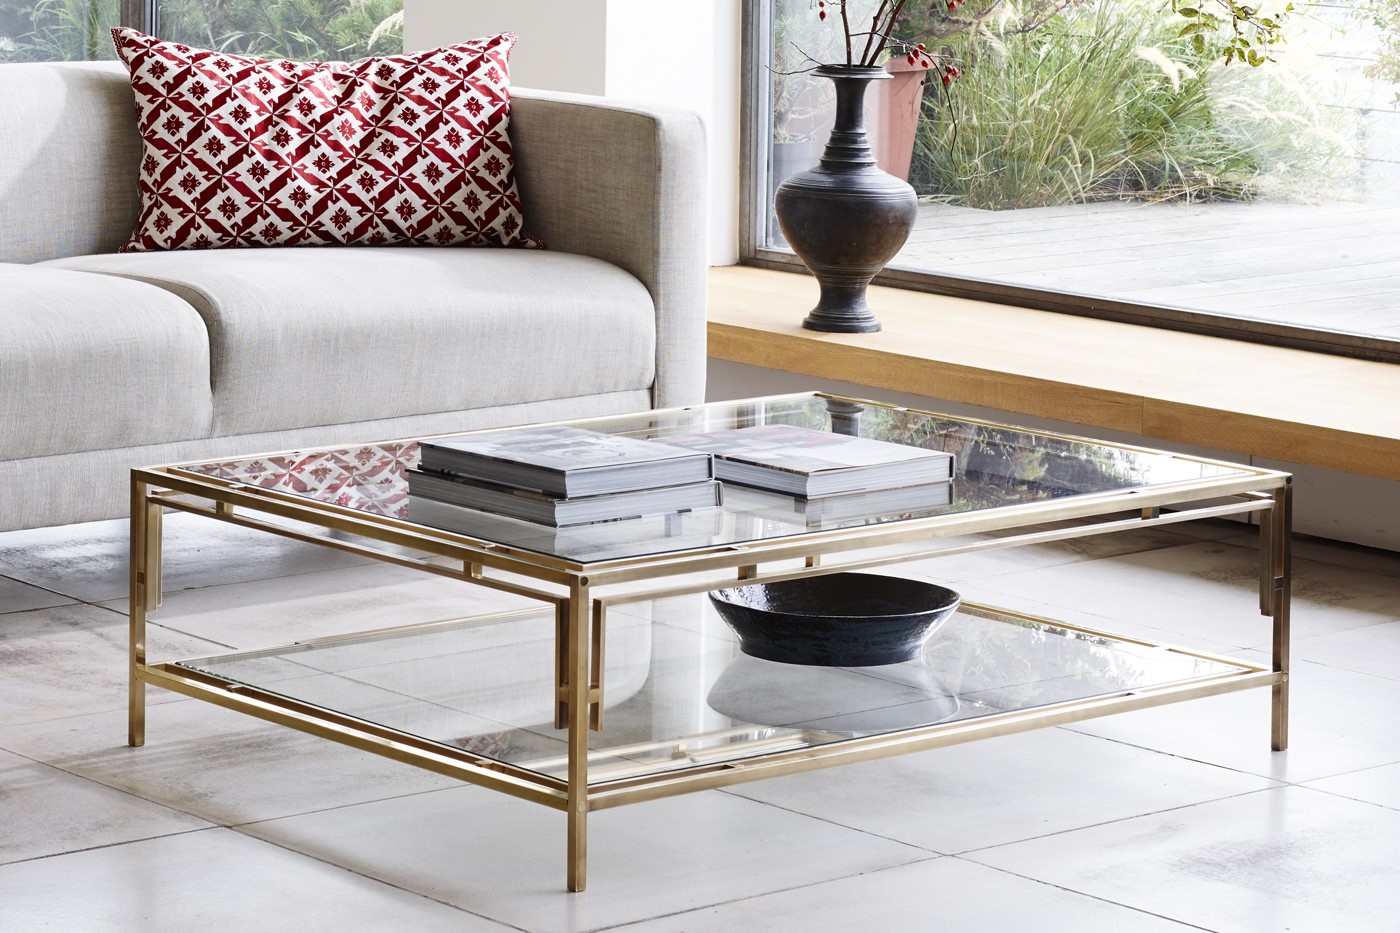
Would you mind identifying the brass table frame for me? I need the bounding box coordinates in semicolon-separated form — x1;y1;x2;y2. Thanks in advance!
127;393;1292;892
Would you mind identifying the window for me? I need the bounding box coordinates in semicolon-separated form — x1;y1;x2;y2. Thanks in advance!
160;0;402;60
0;0;401;63
1;0;121;61
743;1;1400;362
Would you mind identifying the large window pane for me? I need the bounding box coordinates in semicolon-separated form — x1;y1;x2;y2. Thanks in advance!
752;1;1400;356
158;0;402;59
0;0;120;62
1;0;403;63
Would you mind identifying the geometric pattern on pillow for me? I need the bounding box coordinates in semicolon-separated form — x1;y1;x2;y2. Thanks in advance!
111;28;541;251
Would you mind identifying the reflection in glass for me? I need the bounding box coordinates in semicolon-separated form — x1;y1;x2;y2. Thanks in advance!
172;598;1252;786
175;394;1248;563
706;653;961;733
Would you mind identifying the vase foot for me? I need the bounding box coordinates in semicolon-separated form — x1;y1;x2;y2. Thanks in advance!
802;312;881;333
801;280;882;333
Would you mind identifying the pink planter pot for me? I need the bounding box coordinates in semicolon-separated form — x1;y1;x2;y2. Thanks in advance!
871;57;930;181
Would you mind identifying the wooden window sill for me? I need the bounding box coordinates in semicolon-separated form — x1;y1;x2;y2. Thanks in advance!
707;265;1400;481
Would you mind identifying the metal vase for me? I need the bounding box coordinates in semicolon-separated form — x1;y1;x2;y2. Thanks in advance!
774;64;919;334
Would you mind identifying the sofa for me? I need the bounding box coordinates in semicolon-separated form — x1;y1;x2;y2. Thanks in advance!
0;60;708;532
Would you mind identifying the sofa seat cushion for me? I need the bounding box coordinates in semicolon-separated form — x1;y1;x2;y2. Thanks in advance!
0;264;213;459
44;247;657;436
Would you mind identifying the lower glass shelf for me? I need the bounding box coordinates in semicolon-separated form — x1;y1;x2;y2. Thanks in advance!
172;595;1259;786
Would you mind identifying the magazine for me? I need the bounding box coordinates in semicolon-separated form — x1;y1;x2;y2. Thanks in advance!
661;424;954;497
406;468;722;527
417;425;713;497
726;480;953;526
405;495;730;562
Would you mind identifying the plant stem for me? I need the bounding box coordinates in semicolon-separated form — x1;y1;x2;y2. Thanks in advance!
861;1;891;65
869;0;909;64
839;0;852;65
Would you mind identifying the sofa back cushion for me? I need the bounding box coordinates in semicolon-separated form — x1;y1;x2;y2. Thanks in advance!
111;28;538;252
0;62;141;263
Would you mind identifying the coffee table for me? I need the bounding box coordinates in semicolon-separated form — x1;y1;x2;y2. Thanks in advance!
128;392;1291;891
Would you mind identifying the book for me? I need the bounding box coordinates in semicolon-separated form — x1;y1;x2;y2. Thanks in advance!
405;495;730;562
727;480;954;526
660;424;954;497
417;425;713;498
406;468;723;527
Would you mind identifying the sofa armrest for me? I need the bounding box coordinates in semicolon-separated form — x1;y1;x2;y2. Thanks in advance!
509;87;708;409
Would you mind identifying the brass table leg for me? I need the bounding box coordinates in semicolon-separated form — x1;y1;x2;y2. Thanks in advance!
1269;482;1293;752
565;576;592;892
128;479;162;748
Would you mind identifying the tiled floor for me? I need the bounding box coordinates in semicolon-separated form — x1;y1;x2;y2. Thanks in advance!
4;513;1400;932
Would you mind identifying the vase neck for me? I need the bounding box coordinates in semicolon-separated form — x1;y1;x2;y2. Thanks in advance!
816;67;887;171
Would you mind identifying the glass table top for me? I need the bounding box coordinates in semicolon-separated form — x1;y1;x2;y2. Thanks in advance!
172;393;1255;563
173;595;1256;786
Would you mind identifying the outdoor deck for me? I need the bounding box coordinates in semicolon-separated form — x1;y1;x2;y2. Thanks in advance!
897;199;1400;339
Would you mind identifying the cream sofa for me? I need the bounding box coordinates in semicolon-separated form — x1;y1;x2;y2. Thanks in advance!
0;61;708;531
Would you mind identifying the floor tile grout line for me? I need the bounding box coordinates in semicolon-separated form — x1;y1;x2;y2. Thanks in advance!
949;784;1285;859
944;855;1221;932
223;822;533;932
1297;783;1400;815
0;538;389;611
229;782;483;835
0;826;217;871
0;572;85;614
1052;727;1298;783
3;719;525;929
714;787;953;856
724;766;1283;864
581;857;947;933
1297;757;1400;785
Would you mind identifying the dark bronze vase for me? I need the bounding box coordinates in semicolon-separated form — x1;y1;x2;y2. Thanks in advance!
774;64;919;334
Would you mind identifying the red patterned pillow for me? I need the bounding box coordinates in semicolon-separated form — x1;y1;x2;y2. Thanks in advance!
111;28;540;251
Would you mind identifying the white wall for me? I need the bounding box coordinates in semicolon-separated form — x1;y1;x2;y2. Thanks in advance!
404;0;742;265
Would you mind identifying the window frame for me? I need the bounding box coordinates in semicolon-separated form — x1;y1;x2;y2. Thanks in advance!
121;0;155;34
738;0;1400;366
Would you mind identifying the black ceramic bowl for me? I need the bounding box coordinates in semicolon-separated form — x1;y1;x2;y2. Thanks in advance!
708;573;961;667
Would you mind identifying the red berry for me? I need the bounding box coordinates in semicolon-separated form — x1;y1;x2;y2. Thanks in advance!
921;58;931;68
917;42;926;50
949;66;959;77
942;73;951;85
819;9;826;18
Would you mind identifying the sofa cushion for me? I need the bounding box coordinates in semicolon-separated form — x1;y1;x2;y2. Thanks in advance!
110;29;538;252
44;247;657;437
0;264;213;460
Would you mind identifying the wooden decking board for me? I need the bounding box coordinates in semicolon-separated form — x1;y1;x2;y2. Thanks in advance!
1083;258;1400;300
893;202;1400;338
920;218;1400;280
1129;274;1400;311
906;199;1388;243
1119;264;1400;301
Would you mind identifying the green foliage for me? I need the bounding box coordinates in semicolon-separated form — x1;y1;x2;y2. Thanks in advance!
1171;0;1292;66
160;0;403;60
807;0;1293;69
0;0;118;62
0;0;401;63
1351;0;1400;101
911;0;1356;209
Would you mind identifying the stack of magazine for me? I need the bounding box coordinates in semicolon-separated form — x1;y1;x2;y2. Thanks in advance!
662;424;955;497
408;425;722;527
